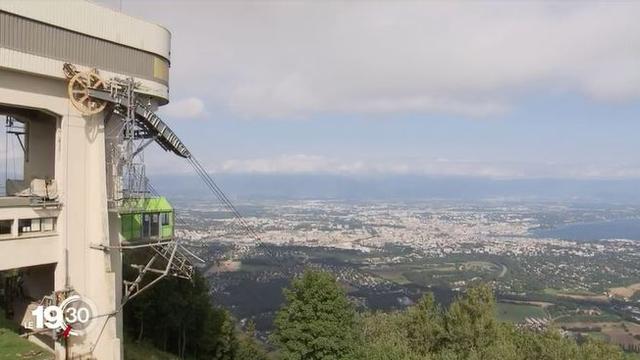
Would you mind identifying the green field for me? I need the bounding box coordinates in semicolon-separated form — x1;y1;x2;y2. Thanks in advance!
543;288;602;297
496;302;547;323
240;262;275;272
371;269;411;284
367;262;458;285
554;313;622;323
585;332;610;342
461;261;499;272
403;262;502;287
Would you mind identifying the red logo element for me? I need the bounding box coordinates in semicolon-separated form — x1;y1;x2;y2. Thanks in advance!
61;324;72;339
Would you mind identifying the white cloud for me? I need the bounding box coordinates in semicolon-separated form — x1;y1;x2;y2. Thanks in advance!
220;155;351;174
211;154;640;180
116;1;640;119
158;97;206;119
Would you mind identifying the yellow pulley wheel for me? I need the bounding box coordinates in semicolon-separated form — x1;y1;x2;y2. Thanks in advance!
67;70;107;115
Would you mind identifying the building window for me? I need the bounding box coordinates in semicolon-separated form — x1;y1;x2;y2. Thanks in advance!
0;220;12;235
18;218;55;234
42;218;54;231
20;218;38;233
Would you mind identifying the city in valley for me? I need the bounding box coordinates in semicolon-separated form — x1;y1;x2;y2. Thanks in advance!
175;199;640;350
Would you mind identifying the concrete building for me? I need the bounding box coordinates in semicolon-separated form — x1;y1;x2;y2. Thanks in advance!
0;1;171;358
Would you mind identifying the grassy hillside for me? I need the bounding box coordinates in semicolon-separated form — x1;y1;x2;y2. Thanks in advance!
124;340;180;360
0;314;52;360
0;311;178;360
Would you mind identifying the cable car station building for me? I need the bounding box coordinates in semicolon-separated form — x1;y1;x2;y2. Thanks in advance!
0;2;173;358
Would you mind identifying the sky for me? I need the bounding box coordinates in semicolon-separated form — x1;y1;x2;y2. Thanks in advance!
98;0;640;180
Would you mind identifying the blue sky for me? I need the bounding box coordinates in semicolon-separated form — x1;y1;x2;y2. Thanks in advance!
99;1;640;179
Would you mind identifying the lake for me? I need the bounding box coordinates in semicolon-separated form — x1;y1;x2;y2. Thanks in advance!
533;218;640;241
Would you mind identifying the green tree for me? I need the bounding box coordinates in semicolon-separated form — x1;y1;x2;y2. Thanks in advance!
577;339;627;360
236;320;268;360
443;284;499;357
404;293;444;355
213;311;239;360
357;311;425;360
122;263;270;359
272;270;357;360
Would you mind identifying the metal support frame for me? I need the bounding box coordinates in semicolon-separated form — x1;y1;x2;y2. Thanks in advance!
112;79;194;302
122;240;194;303
63;64;263;309
5;116;28;161
131;135;158;158
65;70;197;304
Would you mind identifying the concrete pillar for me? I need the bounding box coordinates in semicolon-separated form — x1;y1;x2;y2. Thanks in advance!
53;111;122;360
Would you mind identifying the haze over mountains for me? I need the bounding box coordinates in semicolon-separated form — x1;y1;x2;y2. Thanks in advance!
151;174;640;202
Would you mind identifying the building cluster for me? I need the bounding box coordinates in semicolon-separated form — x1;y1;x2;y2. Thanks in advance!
177;200;640;260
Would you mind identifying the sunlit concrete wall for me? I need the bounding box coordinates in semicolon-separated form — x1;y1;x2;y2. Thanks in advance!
0;1;172;359
0;67;121;359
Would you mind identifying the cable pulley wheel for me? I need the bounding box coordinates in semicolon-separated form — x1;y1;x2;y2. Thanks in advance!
68;71;107;115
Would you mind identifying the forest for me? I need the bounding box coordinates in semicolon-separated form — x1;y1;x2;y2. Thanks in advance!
123;268;633;359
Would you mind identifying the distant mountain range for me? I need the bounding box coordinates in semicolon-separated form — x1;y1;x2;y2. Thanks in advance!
149;173;640;202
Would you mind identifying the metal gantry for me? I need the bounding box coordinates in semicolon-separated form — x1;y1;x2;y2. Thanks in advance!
64;64;195;303
63;63;261;303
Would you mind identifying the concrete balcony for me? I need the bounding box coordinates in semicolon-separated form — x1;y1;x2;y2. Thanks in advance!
0;197;60;271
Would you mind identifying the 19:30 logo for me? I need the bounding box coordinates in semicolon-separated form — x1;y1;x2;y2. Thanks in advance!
30;295;97;337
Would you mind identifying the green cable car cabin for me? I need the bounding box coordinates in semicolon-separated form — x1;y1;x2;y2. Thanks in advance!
120;197;174;242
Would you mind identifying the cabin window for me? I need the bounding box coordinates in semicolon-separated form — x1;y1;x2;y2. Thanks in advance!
161;212;170;226
141;213;161;238
150;214;159;237
0;220;12;235
142;214;151;237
